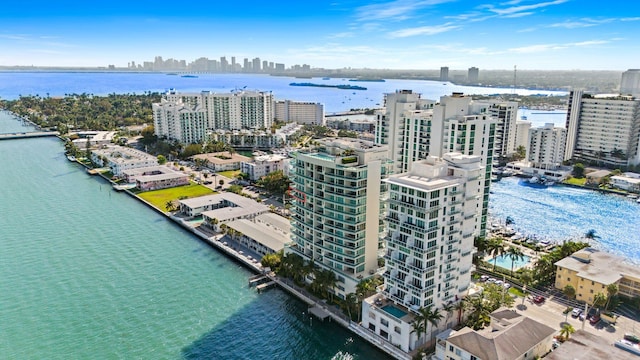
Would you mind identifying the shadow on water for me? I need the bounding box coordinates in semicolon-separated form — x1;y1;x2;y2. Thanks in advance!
180;289;391;360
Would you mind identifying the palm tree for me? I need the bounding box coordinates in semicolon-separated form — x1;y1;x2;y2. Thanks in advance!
604;283;618;311
453;300;465;326
505;246;525;277
344;293;358;321
421;306;443;347
519;268;534;304
559;323;575;341
411;317;426;348
441;303;454;329
592;292;607;309
487;237;506;271
165;200;177;212
584;229;600;241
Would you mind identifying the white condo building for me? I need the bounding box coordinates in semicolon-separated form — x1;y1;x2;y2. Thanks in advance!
527;123;567;170
621;69;640;97
288;138;393;298
152;89;274;143
487;101;518;157
514;120;532;151
274;100;325;126
240;154;290;181
565;90;640;167
91;145;159;176
376;91;496;237
362;153;483;352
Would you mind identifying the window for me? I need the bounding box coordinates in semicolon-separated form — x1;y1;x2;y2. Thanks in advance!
470;356;477;360
449;345;454;352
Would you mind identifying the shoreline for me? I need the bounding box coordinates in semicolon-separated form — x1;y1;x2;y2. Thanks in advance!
76;158;405;359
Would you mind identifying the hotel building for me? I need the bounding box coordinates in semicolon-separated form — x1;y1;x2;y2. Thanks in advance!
564;90;640;167
288;138;393;298
621;69;640;97
362;153;483;352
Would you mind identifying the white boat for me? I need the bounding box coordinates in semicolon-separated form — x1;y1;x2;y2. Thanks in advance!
66;155;76;162
627;194;639;200
529;176;540;184
113;183;136;191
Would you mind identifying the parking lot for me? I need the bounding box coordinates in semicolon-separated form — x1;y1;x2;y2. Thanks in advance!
475;277;640;345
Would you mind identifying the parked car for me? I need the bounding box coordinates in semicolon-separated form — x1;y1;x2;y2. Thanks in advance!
533;295;545;304
503;283;511;289
487;278;496;283
590;314;601;325
479;275;489;282
571;308;582;318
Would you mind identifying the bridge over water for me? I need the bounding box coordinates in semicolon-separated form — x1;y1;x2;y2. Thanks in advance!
0;131;60;140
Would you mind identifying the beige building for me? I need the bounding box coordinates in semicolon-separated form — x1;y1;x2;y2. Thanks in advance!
555;248;640;303
434;308;555;360
192;152;252;172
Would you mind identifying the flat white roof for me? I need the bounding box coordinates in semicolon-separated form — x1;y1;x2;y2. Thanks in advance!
226;218;291;252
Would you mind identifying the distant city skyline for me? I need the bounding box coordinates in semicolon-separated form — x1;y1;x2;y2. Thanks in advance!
1;0;638;71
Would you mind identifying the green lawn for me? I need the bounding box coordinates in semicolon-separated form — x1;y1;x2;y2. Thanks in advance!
509;287;526;298
137;184;215;212
563;177;586;186
217;170;241;179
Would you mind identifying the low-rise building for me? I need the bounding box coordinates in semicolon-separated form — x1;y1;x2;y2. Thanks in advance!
192;152;252;172
122;166;190;191
224;213;292;257
610;172;640;193
91;145;158;176
434;308;555;360
555;247;640;303
178;192;268;219
545;330;632;360
585;169;611;186
240;154;290;181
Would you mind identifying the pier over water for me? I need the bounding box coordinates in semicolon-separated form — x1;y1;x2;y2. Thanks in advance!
0;131;59;140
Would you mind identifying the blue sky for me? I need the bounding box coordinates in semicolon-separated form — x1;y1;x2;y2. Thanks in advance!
0;0;638;70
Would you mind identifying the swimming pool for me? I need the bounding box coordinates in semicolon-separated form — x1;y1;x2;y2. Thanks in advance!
491;253;531;270
381;304;408;319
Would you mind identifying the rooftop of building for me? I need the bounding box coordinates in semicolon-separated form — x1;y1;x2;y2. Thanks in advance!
446;308;556;360
225;217;291;252
122;166;188;181
554;247;640;284
318;137;386;151
192;152;252;165
180;192;262;210
92;145;157;163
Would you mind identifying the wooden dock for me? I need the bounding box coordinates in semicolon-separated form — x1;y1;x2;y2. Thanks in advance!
255;281;276;292
249;274;267;286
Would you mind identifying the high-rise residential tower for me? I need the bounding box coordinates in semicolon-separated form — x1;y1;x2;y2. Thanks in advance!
152;89;274;143
288;138;393;298
362;153;483;352
527;123;567;170
565;90;640;167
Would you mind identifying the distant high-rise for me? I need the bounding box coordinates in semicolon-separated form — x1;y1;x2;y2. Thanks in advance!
243;58;250;72
231;57;236;72
468;67;479;84
220;56;228;72
440;67;449;82
152;89;274;143
620;69;640;97
565;89;640;167
253;57;261;72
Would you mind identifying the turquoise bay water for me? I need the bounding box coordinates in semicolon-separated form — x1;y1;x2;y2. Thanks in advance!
0;113;388;359
490;177;640;264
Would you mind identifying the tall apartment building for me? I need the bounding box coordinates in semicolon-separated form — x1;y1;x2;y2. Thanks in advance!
440;67;449;82
374;90;435;174
514;120;532;150
288;138;392;298
363;153;483;352
621;69;640;97
467;67;479;84
487;101;518;158
152;89;274;143
527;123;567;170
375;91;496;237
565;90;640;167
274;100;325;125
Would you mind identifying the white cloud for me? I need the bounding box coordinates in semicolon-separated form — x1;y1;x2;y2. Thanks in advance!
484;0;568;16
503;11;534;18
621;17;640;21
0;34;30;41
549;18;614;29
388;23;460;38
354;0;455;21
508;39;610;54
